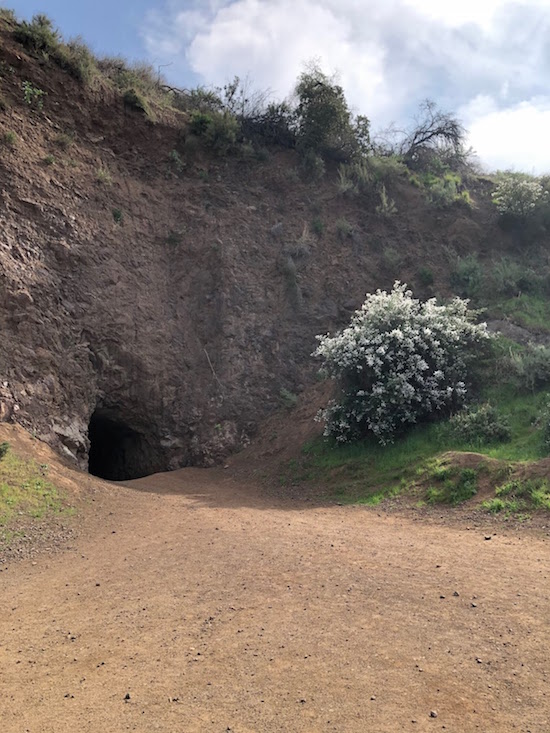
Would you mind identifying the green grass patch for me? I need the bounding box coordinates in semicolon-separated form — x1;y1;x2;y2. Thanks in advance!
284;383;548;504
425;466;478;505
0;444;66;526
482;477;550;515
493;293;550;333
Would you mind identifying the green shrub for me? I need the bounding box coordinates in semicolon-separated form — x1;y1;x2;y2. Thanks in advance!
494;478;550;511
112;208;123;224
450;254;484;298
189;110;212;136
335;218;354;239
312;217;324;236
203;112;238;156
279;388;298;408
22;80;45;109
189;110;238;156
96;167;112;185
508;343;550;391
2;130;16;147
314;283;491;444
54;132;74;149
294;62;366;162
168;149;184;175
418;267;434;286
427;468;478;505
336;160;371;195
0;9;16;22
538;397;550;450
490;257;539;297
369;155;406;182
123;88;150;115
376;184;397;217
300;149;325;181
55;38;96;82
447;404;511;446
0;442;9;460
482;497;521;513
14;13;60;53
492;172;547;219
43;154;55;165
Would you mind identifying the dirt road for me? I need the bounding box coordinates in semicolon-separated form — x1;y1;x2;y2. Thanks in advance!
1;467;549;732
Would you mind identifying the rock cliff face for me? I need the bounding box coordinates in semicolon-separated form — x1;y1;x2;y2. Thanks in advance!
0;28;507;478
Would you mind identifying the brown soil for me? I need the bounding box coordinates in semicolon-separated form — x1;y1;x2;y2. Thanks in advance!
1;427;549;733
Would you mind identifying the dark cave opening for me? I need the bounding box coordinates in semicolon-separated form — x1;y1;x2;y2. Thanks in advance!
88;410;153;481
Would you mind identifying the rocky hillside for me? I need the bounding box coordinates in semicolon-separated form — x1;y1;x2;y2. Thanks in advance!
0;12;531;479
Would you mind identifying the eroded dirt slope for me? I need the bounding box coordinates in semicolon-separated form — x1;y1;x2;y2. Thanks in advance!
0;22;517;476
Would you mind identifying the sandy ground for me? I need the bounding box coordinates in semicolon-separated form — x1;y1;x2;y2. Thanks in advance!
0;465;549;733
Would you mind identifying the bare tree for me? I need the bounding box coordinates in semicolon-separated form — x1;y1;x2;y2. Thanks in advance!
400;99;467;169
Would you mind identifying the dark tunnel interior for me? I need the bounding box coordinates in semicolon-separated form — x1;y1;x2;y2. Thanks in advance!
88;410;154;481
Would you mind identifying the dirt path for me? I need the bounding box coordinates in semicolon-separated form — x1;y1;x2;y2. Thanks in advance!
0;467;549;733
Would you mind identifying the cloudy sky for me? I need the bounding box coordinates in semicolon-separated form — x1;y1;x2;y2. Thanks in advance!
12;0;550;172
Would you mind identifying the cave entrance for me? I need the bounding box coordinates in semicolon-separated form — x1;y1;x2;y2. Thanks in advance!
88;410;152;481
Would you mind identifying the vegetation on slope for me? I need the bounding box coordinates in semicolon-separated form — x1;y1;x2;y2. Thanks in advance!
2;7;550;522
0;442;70;542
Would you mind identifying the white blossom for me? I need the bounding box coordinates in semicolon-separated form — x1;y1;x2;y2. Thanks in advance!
313;282;491;443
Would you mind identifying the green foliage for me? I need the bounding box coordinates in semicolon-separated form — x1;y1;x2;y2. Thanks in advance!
54;37;96;82
315;283;491;444
96;166;112;185
492;172;547;219
450;254;484;298
123;88;150;115
376;184;397;217
300;149;325;181
168;149;184;175
0;442;9;460
447;404;511;446
42;154;55;165
189;110;238;156
279;388;298;408
14;13;60;53
0;447;65;526
484;477;550;513
508;343;550;392
112;208;123;225
189;110;212;136
490;257;539;297
311;217;324;236
14;15;95;82
369;155;406;182
538;396;550;450
2;130;16;147
336;159;371;195
426;467;478;505
418;267;434;286
203;112;238;155
22;80;45;109
0;8;16;22
294;62;367;162
54;132;74;149
335;218;354;239
280;256;302;309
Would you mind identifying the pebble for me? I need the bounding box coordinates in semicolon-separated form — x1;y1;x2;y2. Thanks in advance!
430;710;438;718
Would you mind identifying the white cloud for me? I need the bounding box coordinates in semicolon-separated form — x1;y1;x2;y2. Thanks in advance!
462;96;550;173
142;0;550;170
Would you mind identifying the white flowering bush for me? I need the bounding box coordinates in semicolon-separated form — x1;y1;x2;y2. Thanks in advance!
492;173;547;218
314;283;491;444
